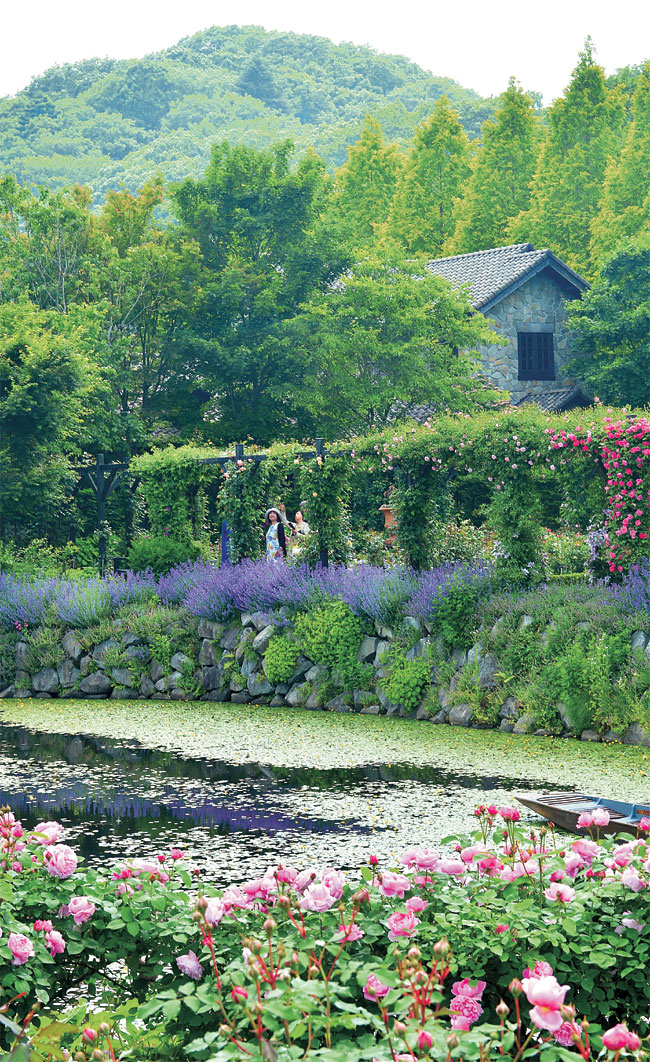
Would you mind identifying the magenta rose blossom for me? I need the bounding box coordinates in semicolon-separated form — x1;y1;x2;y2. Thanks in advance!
450;996;484;1025
68;896;96;925
32;820;63;845
8;932;34;966
363;973;390;1001
44;844;78;879
176;950;203;980
386;910;419;942
45;930;66;957
602;1024;641;1052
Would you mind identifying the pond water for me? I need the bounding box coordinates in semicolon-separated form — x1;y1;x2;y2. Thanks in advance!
1;699;648;886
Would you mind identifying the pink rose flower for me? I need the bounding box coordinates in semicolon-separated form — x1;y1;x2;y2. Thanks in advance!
577;812;594;828
378;871;410;898
300;883;336;912
33;919;53;933
638;817;650;832
522;975;569;1032
275;865;298;885
615;916;645;935
204;898;225;927
68;896;96;925
544;882;575;903
602;1024;641;1051
32;820;63;845
417;1030;433;1049
8;932;34;965
321;869;344;899
495;923;509;934
450;996;483;1024
592;808;611;827
554;1022;578;1046
451;1014;472;1030
414;848;439;870
337;922;364;941
405;896;427;913
386;910;419;942
45;930;66;957
176;950;203;980
620;867;645;892
571;838;599;862
44;844;78;879
438;858;465;877
522;961;554;979
230;985;248;1002
295;869;316;893
498;806;520;822
363;973;390;1001
222;885;252;911
452;978;486;999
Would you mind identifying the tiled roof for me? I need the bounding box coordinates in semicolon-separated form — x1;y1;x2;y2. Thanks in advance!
513;385;591;413
426;243;588;311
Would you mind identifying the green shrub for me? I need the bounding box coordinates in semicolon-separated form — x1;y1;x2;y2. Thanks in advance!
264;636;300;685
127;535;203;576
24;626;63;672
0;630;18;685
379;645;431;711
429;581;481;650
294;599;369;691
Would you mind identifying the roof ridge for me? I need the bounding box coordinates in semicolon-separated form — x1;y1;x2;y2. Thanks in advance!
427;243;535;266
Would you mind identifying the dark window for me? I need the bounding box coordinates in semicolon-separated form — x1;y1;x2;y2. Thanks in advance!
517;332;555;380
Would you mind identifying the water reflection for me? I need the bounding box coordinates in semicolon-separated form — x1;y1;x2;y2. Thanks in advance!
0;720;574;884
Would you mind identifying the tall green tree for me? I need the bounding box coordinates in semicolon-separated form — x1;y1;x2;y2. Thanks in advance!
290;256;500;437
509;41;624;276
0;301;115;541
450;79;538;253
323;115;403;252
567;240;650;407
591;62;650;265
386;97;471;256
171;140;348;443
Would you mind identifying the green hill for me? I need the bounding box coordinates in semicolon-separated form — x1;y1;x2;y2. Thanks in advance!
0;25;496;195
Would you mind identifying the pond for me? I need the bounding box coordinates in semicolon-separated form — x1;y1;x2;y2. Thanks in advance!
1;699;648;886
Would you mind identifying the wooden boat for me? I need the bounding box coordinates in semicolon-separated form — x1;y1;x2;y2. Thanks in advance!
517;792;650;837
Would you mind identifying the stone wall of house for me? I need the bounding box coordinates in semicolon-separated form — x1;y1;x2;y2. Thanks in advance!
477;272;580;399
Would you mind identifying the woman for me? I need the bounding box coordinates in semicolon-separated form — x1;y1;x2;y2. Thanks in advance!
289;509;311;558
264;508;287;563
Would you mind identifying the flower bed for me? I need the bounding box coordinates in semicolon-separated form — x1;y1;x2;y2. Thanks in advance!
2;805;650;1059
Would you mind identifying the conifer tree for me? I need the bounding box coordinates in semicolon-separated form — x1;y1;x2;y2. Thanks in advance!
325;115;403;252
385;96;471;256
509;41;624;276
590;62;650;264
450;79;538;254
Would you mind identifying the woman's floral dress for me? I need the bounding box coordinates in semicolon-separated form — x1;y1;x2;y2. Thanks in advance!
266;522;283;563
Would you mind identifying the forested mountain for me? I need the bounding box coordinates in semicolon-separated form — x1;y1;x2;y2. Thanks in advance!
0;25;497;195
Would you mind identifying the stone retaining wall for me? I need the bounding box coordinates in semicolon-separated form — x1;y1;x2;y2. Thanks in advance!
2;612;650;749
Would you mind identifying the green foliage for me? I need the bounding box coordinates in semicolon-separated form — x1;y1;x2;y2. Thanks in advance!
591;62;650;263
263;635;301;685
217;460;271;564
23;626;63;673
428;580;482;650
386;96;471;256
0;26;495;194
379;645;431;711
127;535;203;576
292;256;501;438
451;78;538;254
449;661;501;727
297;454;351;565
294;599;369;691
150;632;173;677
567;239;650;408
0;629;18;686
509;41;625;277
130;445;220;543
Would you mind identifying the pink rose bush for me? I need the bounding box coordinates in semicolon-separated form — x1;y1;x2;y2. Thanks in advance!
2;801;650;1059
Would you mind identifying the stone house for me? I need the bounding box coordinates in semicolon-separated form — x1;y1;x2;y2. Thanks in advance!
427;243;590;411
